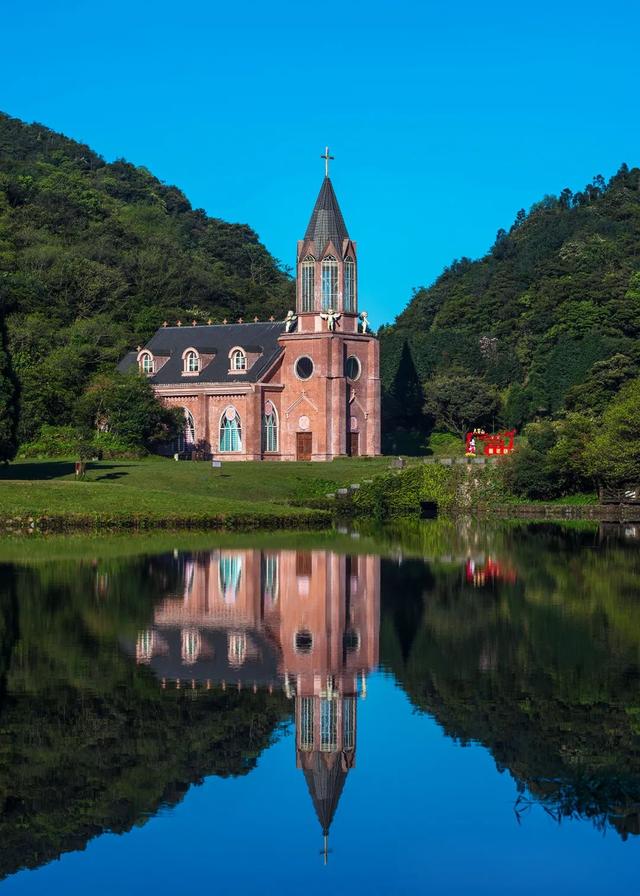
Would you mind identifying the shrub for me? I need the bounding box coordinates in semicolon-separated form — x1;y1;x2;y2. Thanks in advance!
20;425;82;458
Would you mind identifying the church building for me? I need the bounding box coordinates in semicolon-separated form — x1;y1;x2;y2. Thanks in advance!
118;156;381;460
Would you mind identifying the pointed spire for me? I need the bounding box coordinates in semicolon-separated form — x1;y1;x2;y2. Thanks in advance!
303;752;349;838
304;178;349;256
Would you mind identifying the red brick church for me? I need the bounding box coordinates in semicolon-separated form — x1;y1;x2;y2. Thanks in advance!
118;157;381;460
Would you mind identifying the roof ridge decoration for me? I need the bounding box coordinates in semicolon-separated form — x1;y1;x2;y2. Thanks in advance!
304;177;350;258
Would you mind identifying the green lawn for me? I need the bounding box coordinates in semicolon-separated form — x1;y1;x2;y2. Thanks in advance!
0;456;391;529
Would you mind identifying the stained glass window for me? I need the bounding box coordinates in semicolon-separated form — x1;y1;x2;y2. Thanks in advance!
301;257;315;312
321;256;338;310
344;258;355;312
262;553;279;604
262;407;278;452
220;408;242;452
219;554;242;604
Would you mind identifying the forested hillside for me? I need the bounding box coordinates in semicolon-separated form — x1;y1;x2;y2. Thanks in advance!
381;165;640;442
0;112;294;445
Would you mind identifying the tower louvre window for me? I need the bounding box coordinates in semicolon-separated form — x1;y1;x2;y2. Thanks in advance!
321;256;338;310
300;697;314;751
344;257;355;312
320;698;337;751
301;257;315;311
343;697;356;750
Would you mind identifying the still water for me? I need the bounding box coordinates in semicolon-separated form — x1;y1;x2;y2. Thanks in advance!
0;520;639;894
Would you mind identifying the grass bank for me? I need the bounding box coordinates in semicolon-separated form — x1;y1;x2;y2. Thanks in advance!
344;463;604;521
0;456;389;532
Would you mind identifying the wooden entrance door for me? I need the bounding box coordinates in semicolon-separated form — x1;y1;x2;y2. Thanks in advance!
296;432;312;461
348;432;359;457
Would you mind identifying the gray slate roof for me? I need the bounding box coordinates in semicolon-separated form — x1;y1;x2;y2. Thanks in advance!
303;751;349;835
117;320;286;385
304;177;349;256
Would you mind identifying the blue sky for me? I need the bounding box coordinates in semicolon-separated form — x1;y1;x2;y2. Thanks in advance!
2;0;639;326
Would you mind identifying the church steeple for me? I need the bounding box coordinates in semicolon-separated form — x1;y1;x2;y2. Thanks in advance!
296;151;358;329
303;177;350;259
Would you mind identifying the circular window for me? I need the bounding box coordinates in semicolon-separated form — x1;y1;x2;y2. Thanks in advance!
345;356;361;380
295;356;314;380
294;630;313;654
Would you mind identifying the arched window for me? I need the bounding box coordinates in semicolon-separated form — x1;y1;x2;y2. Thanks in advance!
219;553;242;603
176;409;196;452
228;632;247;666
262;553;279;605
343;696;356;750
230;349;246;371
220;406;242;452
136;629;155;663
183;349;200;373
181;629;201;665
139;352;154;375
344;257;355;312
321;256;338;310
301;256;315;312
262;401;278;453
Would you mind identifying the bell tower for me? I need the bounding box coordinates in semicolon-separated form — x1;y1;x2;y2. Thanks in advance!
277;150;380;460
295;148;359;334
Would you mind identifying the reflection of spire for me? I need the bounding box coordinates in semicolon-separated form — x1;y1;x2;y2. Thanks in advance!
303;751;349;839
320;833;331;865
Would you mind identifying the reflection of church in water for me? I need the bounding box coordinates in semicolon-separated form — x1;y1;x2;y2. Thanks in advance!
135;548;379;856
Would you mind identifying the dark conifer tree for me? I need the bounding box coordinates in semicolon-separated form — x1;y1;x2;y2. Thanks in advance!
0;318;17;462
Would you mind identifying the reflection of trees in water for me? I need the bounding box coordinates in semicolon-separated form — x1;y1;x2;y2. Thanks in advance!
380;523;640;839
0;561;290;881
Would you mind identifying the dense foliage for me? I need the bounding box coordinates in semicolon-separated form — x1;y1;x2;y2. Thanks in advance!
0;318;17;461
0;112;294;446
380;165;640;455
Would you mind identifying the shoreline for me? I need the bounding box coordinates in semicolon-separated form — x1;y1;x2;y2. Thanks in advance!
1;503;636;535
0;508;333;534
477;503;640;522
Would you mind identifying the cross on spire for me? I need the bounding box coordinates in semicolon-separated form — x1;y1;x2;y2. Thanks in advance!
321;146;334;177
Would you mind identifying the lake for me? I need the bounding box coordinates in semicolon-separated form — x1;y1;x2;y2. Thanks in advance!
0;520;639;894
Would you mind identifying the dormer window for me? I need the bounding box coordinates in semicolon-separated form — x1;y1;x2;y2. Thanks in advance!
139;352;154;375
182;348;200;374
301;256;315;312
321;256;338;310
230;348;247;371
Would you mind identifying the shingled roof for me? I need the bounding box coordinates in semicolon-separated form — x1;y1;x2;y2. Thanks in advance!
304;177;349;256
117;320;286;385
303;751;350;836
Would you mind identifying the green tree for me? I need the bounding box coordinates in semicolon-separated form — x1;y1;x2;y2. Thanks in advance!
584;379;640;486
76;371;182;450
423;373;500;437
0;317;17;462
